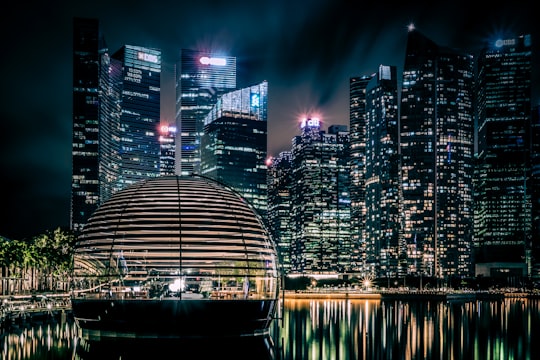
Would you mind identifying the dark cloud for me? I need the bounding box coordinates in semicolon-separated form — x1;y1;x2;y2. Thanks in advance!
0;0;537;239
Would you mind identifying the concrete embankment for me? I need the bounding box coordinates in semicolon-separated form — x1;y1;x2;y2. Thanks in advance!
283;291;382;300
283;290;538;301
0;294;72;333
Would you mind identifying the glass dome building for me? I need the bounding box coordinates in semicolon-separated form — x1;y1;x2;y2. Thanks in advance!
70;175;280;338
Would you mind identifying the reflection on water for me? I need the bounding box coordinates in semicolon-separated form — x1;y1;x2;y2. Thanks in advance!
274;298;540;359
2;298;539;359
1;317;77;359
74;335;276;359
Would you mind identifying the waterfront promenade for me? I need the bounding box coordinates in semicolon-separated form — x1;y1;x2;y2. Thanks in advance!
283;289;536;301
0;293;71;332
1;288;538;332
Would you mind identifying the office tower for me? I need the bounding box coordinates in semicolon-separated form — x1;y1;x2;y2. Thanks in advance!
98;50;122;204
475;34;533;281
364;65;402;279
400;27;474;280
532;106;540;280
349;74;374;273
200;81;268;219
72;18;162;233
71;17;107;233
267;151;293;274
290;118;351;274
176;49;237;176
159;124;177;176
107;45;161;192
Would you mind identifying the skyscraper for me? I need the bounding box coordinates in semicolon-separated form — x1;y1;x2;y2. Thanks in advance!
290;119;351;274
159;124;177;176
474;34;533;281
200;81;268;219
267;151;293;274
71;17;107;233
113;46;161;189
176;49;237;176
364;65;402;279
400;26;474;280
72;18;161;233
349;74;373;273
532;105;540;280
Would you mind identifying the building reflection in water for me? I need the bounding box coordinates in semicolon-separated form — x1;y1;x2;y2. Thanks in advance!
74;335;276;359
273;298;539;359
2;298;539;359
1;318;76;359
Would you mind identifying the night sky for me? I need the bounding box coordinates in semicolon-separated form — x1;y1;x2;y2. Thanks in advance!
1;1;538;240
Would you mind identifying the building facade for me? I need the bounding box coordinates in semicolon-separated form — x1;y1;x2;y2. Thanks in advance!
474;34;533;281
267;152;293;274
200;81;268;220
71;17;107;233
97;50;123;204
159;124;177;176
349;75;373;273
532;106;540;280
290;119;351;275
364;65;402;279
399;27;474;280
175;49;237;176
72;19;161;233
109;45;161;192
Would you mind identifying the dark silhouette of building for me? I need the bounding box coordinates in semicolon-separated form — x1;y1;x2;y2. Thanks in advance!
71;17;106;233
71;19;161;234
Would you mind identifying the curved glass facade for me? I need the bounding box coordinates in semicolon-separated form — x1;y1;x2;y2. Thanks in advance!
71;175;279;301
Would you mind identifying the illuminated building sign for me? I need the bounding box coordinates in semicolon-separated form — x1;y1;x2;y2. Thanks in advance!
300;117;320;129
160;125;177;133
495;38;516;47
137;51;159;63
199;56;227;66
251;93;260;108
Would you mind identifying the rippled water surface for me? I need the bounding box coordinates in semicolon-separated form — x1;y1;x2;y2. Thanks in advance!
2;298;539;359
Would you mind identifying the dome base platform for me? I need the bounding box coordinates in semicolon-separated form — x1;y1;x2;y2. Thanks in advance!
72;298;278;339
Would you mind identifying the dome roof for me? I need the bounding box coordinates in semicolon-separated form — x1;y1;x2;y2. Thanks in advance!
72;175;279;300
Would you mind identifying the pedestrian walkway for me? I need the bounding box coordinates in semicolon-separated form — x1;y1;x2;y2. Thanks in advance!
0;293;71;332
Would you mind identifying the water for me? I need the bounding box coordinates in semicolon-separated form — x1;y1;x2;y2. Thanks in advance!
2;298;538;359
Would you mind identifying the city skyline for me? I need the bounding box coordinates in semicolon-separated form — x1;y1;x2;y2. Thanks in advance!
1;1;538;240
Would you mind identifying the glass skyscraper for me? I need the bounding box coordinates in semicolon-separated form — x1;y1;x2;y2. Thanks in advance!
159;124;177;176
176;49;237;176
109;45;161;192
71;18;107;233
532;106;540;280
474;34;533;280
400;27;474;279
364;65;402;279
349;74;373;273
98;50;122;204
72;19;161;233
267;151;293;274
200;81;268;219
290;120;351;274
